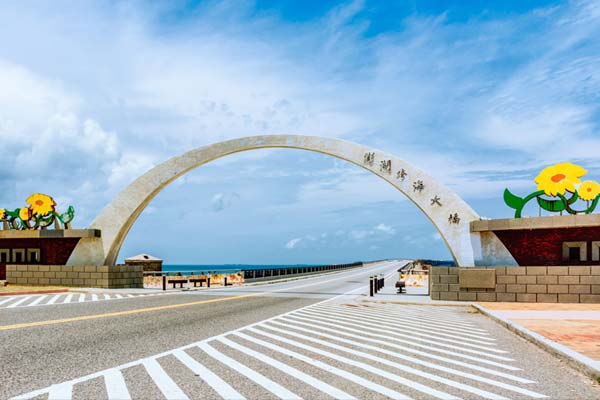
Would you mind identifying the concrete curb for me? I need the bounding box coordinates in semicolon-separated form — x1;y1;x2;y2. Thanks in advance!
473;303;600;382
0;288;69;296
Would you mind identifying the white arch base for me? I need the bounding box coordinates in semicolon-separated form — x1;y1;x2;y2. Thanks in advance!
67;135;481;267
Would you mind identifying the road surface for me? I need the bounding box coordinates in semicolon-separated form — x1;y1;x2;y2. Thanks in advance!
1;260;599;399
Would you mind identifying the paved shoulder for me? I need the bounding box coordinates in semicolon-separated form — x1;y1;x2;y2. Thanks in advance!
13;299;599;400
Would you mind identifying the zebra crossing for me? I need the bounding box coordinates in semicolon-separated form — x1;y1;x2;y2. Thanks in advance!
13;300;548;399
0;292;171;309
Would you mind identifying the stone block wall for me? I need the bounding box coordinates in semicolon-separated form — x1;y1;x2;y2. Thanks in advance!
430;266;600;303
6;264;143;288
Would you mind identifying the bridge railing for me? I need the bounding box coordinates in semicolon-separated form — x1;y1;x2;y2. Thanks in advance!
242;262;363;282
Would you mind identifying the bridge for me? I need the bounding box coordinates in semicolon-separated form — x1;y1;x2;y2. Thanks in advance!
66;134;493;267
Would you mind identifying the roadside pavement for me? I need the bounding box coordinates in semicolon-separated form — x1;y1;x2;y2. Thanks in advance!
475;302;600;381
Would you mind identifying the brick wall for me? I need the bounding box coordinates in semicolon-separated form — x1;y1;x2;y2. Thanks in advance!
6;264;143;289
430;266;600;303
494;227;600;266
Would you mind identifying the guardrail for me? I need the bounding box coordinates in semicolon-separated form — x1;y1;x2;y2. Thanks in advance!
242;262;363;281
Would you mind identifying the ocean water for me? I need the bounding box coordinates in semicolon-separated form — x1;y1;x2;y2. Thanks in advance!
162;264;315;273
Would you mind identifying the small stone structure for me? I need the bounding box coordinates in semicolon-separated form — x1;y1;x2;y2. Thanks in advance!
125;253;162;272
430;266;600;303
6;264;143;289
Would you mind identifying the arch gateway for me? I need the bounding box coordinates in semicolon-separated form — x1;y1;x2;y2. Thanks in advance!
67;135;488;267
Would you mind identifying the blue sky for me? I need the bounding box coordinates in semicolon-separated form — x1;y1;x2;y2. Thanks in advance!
0;0;599;264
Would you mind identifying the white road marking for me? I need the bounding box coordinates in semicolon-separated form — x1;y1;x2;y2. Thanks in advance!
27;295;48;307
281;313;519;369
0;296;16;306
45;294;62;305
46;383;72;400
304;306;502;348
198;342;303;400
0;291;177;309
237;330;440;399
104;369;132;400
367;303;481;327
142;358;190;400
219;335;358;398
270;318;527;381
173;349;246;400
297;308;514;359
262;322;544;397
246;327;512;400
6;296;33;308
316;303;494;339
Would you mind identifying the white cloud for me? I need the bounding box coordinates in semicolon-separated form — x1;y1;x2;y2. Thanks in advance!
348;223;397;243
375;223;395;235
211;192;240;212
285;238;302;249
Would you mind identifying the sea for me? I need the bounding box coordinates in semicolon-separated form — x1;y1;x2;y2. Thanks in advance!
162;264;315;274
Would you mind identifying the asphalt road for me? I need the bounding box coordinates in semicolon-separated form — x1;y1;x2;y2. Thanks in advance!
1;260;599;399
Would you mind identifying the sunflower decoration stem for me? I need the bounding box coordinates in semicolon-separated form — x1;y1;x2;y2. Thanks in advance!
0;193;76;230
504;162;600;218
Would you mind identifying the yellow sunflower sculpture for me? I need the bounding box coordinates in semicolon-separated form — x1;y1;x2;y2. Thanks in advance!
534;162;587;196
578;180;600;201
26;193;56;216
0;208;5;220
19;207;31;221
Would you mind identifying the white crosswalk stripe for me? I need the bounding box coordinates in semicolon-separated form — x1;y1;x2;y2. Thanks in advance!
279;313;520;370
257;323;542;397
315;303;494;338
142;358;190;400
62;293;74;304
104;369;132;400
47;383;73;400
46;294;62;305
198;342;302;400
27;295;48;307
0;296;16;306
295;308;514;360
268;318;528;381
217;336;356;399
11;300;548;400
6;295;33;308
299;307;504;350
0;292;171;309
173;350;246;400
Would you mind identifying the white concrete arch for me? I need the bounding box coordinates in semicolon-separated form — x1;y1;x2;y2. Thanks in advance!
67;135;481;267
